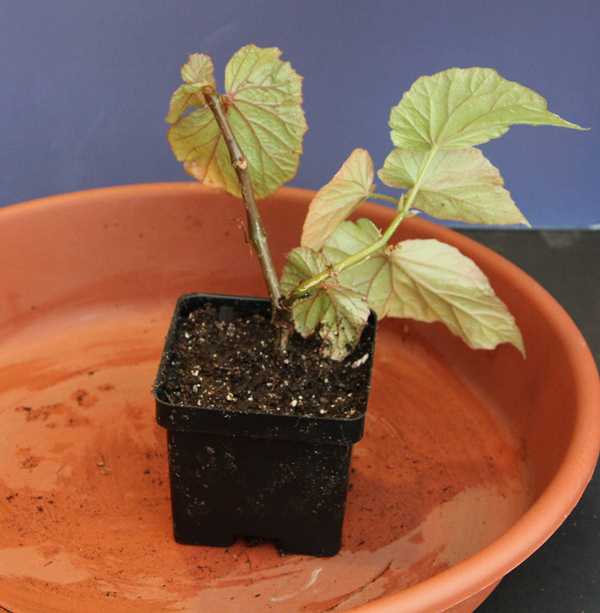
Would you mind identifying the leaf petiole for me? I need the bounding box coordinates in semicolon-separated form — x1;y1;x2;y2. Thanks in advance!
368;192;399;206
291;147;438;298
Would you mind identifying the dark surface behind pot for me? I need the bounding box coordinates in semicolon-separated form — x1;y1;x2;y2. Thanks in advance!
462;229;600;613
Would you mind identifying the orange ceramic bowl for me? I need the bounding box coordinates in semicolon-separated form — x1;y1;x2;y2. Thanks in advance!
0;184;598;613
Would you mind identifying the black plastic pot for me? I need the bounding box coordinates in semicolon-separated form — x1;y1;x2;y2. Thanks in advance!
154;293;376;557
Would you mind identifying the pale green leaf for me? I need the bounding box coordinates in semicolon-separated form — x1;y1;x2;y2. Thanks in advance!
166;83;204;124
224;44;307;199
323;220;393;318
281;247;370;360
379;147;530;225
167;54;216;124
322;219;388;297
379;239;524;354
322;218;382;263
280;246;326;298
323;228;524;354
301;149;374;250
167;106;238;193
390;67;585;150
168;45;307;199
317;287;371;361
181;53;216;88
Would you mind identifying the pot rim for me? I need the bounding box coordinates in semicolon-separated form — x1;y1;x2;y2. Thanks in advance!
153;292;376;430
2;182;599;613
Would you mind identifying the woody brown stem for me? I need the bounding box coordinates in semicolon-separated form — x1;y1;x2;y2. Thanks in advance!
202;89;291;349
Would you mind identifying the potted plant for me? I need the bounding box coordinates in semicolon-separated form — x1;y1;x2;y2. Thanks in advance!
154;44;584;557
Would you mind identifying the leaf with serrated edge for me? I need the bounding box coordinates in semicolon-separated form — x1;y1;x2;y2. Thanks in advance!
379;147;529;225
390;67;585;150
380;239;524;354
281;247;370;361
323;228;524;354
181;53;216;87
301;149;374;250
224;44;307;199
168;45;307;199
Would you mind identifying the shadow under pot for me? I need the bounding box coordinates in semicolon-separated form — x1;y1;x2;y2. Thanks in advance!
154;293;376;557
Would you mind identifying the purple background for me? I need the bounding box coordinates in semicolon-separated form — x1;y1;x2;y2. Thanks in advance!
1;1;598;226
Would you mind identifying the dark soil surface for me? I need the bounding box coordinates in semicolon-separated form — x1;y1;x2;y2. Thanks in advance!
159;304;373;419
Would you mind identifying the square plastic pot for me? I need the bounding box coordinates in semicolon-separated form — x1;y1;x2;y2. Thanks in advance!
154;293;376;557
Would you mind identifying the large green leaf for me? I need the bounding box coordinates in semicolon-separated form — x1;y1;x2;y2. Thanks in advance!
281;247;370;360
167;45;307;199
223;45;307;199
301;149;374;250
381;239;524;353
323;226;524;354
390;67;585;150
378;147;529;225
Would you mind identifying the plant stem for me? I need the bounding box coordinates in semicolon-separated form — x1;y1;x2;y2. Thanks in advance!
292;147;438;297
369;192;398;205
202;89;291;346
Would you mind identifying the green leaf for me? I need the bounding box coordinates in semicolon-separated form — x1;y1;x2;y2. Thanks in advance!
166;83;204;124
323;227;524;354
301;149;374;250
390;67;585;150
280;246;325;298
322;219;388;297
322;218;382;262
316;287;371;361
223;44;308;199
378;147;530;225
381;239;524;354
167;106;238;193
181;53;216;87
281;247;370;361
168;45;307;199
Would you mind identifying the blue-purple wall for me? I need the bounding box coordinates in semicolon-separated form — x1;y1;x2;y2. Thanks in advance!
1;1;598;227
